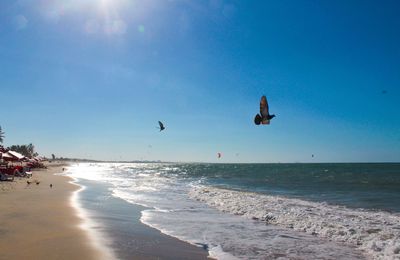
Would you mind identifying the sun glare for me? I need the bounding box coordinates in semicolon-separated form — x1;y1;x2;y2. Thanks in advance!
61;0;128;35
41;0;153;36
99;0;116;9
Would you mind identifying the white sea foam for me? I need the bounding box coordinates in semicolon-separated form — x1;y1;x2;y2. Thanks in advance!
106;164;365;259
63;163;375;259
190;186;400;260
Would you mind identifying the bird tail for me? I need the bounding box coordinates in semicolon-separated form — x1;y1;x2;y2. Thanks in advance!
254;114;262;125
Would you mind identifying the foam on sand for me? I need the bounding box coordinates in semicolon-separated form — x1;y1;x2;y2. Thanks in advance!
190;186;400;260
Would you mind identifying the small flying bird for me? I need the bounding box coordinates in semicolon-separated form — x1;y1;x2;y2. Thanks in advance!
254;95;275;125
158;121;165;131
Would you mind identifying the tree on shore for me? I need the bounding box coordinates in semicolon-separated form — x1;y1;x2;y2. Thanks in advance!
0;126;4;143
8;143;38;158
27;143;35;157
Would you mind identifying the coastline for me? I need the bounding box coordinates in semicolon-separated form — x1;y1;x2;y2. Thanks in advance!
67;176;212;260
0;164;103;260
0;163;212;260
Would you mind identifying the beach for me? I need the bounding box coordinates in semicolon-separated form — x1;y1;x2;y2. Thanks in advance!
0;164;211;260
0;164;103;260
64;162;400;260
0;162;399;259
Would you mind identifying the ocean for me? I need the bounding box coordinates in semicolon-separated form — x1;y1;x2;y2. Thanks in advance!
65;163;400;260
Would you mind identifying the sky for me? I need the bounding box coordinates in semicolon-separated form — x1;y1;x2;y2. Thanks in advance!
0;0;399;163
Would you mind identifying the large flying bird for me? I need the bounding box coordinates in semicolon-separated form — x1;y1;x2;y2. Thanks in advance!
254;96;275;125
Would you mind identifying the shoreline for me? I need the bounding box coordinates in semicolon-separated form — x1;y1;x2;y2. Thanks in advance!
67;175;212;259
0;163;211;260
68;176;117;260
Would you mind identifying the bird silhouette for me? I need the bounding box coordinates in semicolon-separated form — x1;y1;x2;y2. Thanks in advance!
254;95;275;125
158;121;165;131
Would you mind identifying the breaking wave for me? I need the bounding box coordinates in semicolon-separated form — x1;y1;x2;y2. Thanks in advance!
190;186;400;260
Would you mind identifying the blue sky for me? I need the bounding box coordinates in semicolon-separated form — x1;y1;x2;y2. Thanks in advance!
0;0;399;162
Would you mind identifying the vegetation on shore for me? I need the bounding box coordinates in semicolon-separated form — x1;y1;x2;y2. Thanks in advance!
0;125;39;158
0;126;4;143
7;144;38;158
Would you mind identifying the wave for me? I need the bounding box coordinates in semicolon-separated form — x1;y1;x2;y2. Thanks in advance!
189;186;400;260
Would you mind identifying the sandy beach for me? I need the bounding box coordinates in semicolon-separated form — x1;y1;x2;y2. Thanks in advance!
0;164;103;260
0;164;211;260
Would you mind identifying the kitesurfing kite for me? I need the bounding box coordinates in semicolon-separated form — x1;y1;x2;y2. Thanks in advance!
254;95;275;125
217;152;222;159
158;121;165;131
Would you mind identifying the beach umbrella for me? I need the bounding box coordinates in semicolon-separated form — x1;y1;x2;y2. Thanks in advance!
8;151;26;161
1;152;16;161
1;151;25;161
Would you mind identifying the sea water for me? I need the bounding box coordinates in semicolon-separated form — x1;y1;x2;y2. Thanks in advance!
65;163;400;259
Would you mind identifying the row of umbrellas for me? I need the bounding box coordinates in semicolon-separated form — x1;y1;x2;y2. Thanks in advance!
0;149;44;163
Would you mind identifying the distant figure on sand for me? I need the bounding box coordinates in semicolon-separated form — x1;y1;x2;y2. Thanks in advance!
254;95;275;125
50;184;53;188
158;121;165;131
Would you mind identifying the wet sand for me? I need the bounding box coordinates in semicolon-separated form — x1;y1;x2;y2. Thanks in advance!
74;178;211;260
0;164;211;260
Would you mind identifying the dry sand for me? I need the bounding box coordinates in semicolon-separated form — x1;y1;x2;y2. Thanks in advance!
0;163;212;260
0;164;103;260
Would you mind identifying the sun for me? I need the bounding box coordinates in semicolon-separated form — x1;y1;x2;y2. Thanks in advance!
96;0;120;14
99;0;115;8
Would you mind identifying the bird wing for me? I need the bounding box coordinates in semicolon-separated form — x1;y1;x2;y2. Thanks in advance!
158;121;164;128
260;96;269;117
